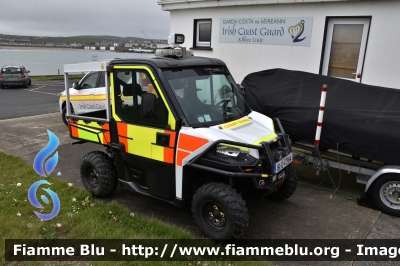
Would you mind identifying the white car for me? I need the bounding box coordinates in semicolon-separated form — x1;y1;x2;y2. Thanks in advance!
59;71;148;125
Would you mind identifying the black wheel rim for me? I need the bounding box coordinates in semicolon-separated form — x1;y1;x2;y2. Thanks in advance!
201;201;226;231
85;165;99;188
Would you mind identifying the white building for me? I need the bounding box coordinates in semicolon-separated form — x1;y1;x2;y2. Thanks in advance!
159;0;400;89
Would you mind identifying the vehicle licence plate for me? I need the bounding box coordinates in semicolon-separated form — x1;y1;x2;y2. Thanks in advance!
273;153;292;174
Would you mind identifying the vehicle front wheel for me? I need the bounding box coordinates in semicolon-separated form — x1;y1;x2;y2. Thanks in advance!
267;164;298;201
192;182;249;240
370;174;400;217
80;151;118;197
62;105;74;126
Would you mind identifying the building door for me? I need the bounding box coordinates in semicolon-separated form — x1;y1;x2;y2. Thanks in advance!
321;18;370;82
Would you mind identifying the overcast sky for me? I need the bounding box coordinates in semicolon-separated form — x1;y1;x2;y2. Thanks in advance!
0;0;170;39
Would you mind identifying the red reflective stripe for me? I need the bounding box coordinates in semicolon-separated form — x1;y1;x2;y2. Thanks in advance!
71;123;79;138
322;87;327;92
178;134;209;152
164;147;174;164
317;122;323;127
315;140;320;144
319;106;325;111
102;123;110;144
165;130;176;147
177;150;190;166
117;123;128;151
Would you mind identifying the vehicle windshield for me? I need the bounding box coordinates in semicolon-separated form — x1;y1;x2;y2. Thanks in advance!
163;67;251;127
1;67;22;74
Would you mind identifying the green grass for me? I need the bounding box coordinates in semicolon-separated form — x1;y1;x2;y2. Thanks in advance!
0;152;267;266
31;74;84;81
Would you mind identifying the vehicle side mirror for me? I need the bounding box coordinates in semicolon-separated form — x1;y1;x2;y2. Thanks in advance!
72;82;80;89
27;70;30;73
141;93;157;118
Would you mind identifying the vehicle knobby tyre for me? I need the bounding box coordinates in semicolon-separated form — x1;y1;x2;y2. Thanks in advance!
80;151;118;197
192;182;249;240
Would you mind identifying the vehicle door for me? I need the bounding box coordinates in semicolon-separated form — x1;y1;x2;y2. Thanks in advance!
110;66;177;201
73;71;100;114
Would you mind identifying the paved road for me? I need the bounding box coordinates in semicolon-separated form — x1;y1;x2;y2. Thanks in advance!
0;82;398;265
0;79;78;120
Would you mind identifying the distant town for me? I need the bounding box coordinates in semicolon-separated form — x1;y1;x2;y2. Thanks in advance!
0;34;169;52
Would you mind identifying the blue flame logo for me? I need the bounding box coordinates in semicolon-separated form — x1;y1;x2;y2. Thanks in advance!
33;130;59;177
29;130;61;220
28;180;60;220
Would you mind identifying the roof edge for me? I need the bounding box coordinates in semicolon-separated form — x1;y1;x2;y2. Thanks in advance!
158;0;364;11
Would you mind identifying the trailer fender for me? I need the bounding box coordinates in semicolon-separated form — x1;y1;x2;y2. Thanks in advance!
365;165;400;191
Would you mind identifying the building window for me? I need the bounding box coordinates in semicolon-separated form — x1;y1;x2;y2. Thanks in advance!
321;17;370;82
193;19;212;49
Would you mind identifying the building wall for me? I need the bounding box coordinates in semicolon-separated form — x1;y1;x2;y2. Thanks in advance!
168;1;400;88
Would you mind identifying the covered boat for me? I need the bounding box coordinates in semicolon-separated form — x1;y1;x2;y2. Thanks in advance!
242;69;400;165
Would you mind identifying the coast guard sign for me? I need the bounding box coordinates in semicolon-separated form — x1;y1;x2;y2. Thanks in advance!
219;17;313;47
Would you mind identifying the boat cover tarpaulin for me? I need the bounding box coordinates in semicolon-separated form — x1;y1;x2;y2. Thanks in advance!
242;69;400;165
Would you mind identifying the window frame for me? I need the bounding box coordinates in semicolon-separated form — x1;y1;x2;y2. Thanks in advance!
79;71;100;89
113;69;169;129
319;16;371;83
192;19;212;50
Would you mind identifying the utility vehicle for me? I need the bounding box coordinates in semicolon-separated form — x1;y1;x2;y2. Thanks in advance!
63;34;297;239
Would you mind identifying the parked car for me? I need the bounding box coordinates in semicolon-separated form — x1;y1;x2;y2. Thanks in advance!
0;65;31;89
59;70;140;126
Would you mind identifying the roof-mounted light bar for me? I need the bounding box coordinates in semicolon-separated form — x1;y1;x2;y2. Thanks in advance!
168;33;185;46
156;34;194;58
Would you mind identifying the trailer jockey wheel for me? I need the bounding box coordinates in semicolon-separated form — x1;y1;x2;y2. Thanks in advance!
371;174;400;217
192;182;249;240
80;151;118;198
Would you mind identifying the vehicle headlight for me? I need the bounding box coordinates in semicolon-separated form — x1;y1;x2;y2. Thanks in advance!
216;145;249;157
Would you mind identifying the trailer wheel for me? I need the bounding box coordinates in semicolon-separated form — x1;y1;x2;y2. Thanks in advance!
370;174;400;217
192;182;249;240
268;164;298;201
80;151;118;197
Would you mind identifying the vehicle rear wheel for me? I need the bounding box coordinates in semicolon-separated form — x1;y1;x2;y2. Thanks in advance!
371;174;400;217
24;82;28;88
192;182;249;240
28;79;31;85
0;84;4;89
62;105;74;126
267;164;298;201
80;151;118;197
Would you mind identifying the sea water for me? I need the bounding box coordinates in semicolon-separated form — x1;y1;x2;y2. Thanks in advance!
0;49;153;76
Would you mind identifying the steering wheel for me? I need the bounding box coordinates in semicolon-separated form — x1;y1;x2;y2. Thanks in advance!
214;99;231;107
211;99;231;116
